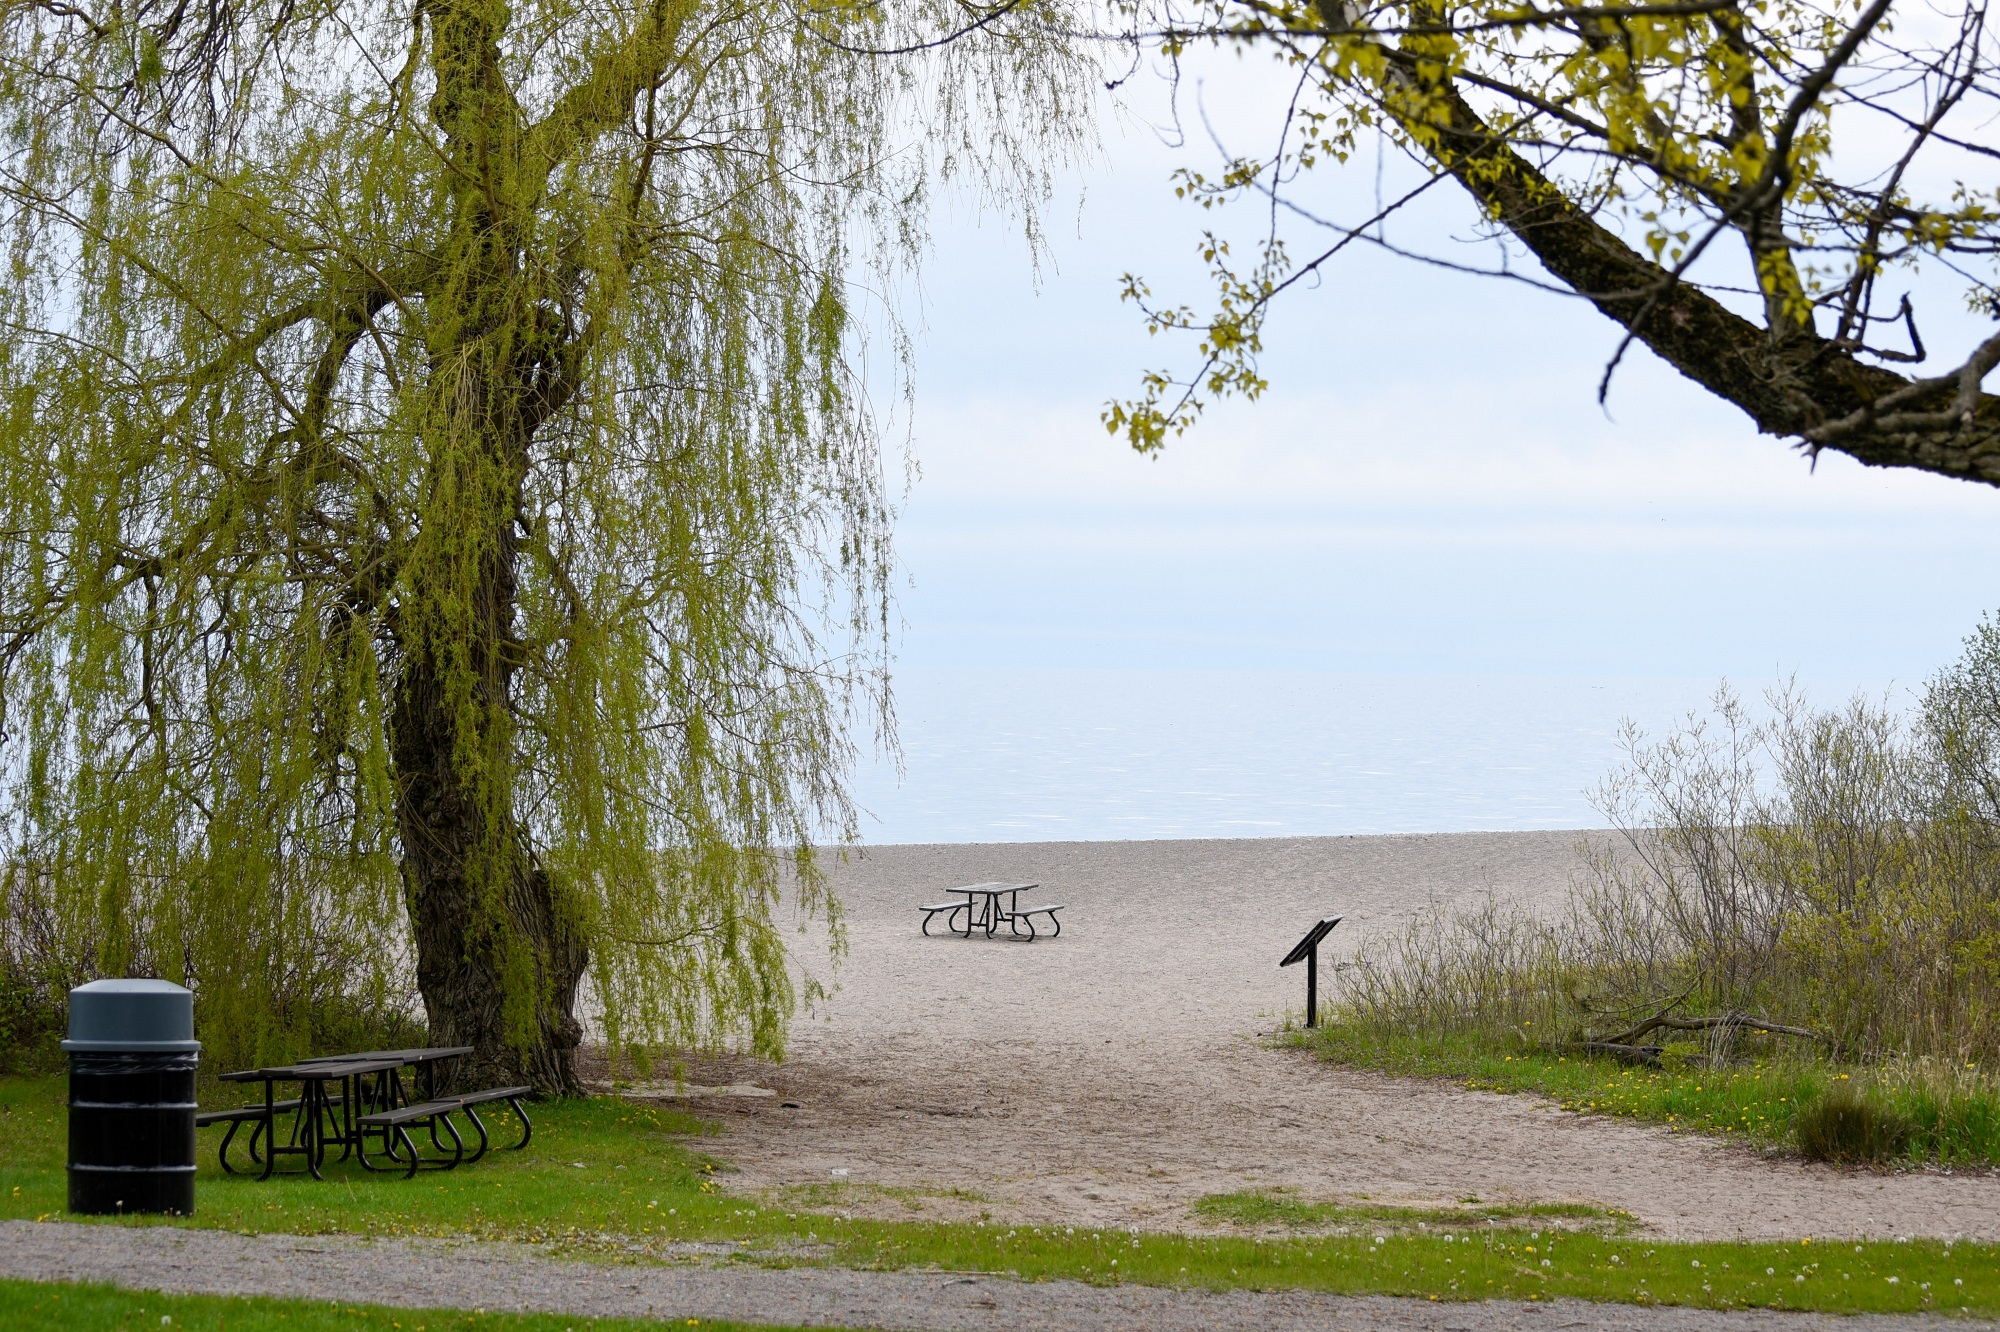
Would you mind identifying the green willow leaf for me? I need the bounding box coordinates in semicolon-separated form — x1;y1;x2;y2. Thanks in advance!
0;0;1088;1087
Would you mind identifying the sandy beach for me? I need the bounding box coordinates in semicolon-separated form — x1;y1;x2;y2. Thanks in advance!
652;832;2000;1242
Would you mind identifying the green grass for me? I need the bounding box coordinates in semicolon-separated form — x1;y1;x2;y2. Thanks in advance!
1;1073;752;1248
1291;1026;1823;1147
0;1278;800;1330
6;1074;2000;1317
1290;1024;2000;1165
1873;1061;2000;1163
836;1225;2000;1314
1191;1190;1633;1233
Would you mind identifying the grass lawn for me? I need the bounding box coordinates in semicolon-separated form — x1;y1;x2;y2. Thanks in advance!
1290;1025;2000;1166
0;1277;799;1331
1190;1191;1636;1231
1290;1027;1821;1149
4;1073;1998;1317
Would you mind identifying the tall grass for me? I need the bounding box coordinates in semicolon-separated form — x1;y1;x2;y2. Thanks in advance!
1316;616;2000;1163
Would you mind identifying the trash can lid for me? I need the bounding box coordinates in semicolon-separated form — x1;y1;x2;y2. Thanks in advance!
61;978;201;1052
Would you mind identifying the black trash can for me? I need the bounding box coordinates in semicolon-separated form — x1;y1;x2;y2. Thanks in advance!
63;978;200;1215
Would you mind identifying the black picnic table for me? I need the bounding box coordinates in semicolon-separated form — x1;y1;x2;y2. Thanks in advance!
209;1046;474;1180
919;882;1064;940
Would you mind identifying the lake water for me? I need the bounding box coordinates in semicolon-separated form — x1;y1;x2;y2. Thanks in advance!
845;668;1886;844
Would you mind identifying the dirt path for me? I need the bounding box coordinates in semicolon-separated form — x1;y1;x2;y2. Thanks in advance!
659;835;2000;1241
4;1220;1993;1332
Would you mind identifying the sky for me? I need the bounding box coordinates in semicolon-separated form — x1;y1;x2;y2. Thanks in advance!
842;49;2000;843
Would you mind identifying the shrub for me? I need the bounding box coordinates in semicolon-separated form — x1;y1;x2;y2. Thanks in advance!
1314;614;2000;1164
0;961;61;1073
1326;634;2000;1070
1795;1081;1912;1163
1;856;424;1072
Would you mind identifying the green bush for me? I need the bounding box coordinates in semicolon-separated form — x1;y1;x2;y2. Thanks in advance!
0;964;61;1073
1795;1080;1911;1163
1;855;427;1071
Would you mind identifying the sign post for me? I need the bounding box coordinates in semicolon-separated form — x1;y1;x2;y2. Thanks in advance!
1279;916;1343;1028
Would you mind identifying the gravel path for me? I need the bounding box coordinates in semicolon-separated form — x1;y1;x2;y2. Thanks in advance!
3;1220;1993;1332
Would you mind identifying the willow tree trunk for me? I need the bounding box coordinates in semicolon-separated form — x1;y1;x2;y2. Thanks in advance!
391;512;589;1095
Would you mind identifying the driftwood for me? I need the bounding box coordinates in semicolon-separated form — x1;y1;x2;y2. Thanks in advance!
1562;1009;1832;1066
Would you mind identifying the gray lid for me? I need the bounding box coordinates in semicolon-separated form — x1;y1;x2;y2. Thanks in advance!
61;978;201;1053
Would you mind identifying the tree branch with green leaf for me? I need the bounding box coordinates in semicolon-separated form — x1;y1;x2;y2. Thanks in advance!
1105;0;2000;486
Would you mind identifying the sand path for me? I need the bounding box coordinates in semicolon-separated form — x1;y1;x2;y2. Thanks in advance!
664;834;2000;1241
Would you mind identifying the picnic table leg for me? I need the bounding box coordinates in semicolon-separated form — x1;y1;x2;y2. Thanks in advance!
383;1069;409;1159
455;1104;494;1164
504;1095;533;1151
330;1073;356;1164
356;1121;406;1174
356;1121;385;1173
429;1104;455;1154
282;1086;311;1167
428;1109;467;1170
216;1118;243;1174
305;1080;326;1180
257;1081;278;1181
377;1069;410;1154
352;1070;374;1158
392;1125;421;1179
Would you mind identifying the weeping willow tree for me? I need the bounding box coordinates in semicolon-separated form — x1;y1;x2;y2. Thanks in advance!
0;0;1083;1090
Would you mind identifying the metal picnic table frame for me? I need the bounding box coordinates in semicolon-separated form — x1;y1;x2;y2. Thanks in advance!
921;882;1056;939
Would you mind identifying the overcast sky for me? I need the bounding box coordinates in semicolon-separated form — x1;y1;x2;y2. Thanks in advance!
882;55;2000;691
838;53;2000;842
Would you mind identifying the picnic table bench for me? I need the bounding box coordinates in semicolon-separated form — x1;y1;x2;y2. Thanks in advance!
355;1086;533;1177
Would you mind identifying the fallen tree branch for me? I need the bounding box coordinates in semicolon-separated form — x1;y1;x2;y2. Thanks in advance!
1571;1040;1667;1064
1598;1009;1831;1048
